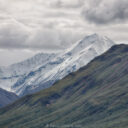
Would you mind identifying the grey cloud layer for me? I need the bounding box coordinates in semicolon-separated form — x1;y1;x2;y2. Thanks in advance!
82;0;128;24
0;0;128;51
0;0;85;50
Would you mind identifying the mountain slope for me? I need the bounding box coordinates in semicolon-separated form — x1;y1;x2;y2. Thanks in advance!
0;88;18;108
0;34;114;96
0;44;128;128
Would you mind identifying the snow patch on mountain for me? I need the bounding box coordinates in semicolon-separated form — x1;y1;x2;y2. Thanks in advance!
0;34;115;96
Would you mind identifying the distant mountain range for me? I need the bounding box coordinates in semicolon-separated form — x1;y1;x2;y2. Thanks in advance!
0;88;18;108
0;44;128;128
0;34;115;96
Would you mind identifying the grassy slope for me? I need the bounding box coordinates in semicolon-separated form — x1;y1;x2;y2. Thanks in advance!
0;44;128;128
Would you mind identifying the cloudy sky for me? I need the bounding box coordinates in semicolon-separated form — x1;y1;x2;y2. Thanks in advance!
0;0;128;66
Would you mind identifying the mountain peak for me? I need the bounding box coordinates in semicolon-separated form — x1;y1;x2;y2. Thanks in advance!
1;44;128;128
69;33;115;55
86;33;99;39
83;33;110;42
0;33;115;96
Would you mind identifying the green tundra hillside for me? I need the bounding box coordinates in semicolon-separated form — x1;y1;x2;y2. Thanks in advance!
0;44;128;128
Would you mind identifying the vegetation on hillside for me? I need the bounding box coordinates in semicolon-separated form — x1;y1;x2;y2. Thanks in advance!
0;44;128;128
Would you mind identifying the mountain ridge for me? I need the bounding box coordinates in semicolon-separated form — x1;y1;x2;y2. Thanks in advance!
0;88;18;108
0;34;115;96
0;44;128;128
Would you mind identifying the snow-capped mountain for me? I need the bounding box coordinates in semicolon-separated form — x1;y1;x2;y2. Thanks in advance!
0;34;115;96
0;88;18;108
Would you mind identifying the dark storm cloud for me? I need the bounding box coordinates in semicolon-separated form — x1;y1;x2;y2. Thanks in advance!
82;0;128;25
